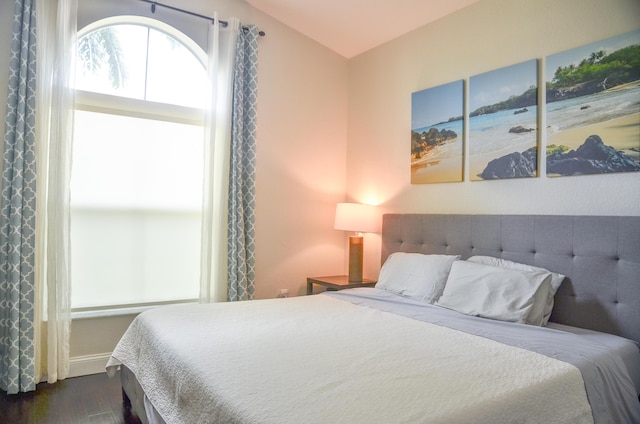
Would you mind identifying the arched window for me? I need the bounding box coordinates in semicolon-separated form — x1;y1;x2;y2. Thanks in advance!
71;17;206;311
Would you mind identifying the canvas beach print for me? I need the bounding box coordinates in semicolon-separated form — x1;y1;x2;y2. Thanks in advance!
411;80;464;183
546;29;640;177
468;60;538;181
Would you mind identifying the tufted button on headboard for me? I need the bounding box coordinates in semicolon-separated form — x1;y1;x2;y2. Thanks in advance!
381;214;640;344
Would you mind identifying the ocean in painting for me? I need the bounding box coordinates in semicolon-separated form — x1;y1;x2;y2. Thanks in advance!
414;105;538;159
412;79;639;181
468;106;537;155
547;82;640;136
412;106;539;181
466;105;538;179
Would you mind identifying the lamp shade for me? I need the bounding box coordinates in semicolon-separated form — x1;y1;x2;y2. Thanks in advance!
334;203;379;233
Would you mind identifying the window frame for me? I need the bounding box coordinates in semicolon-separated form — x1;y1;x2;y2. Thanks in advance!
71;16;208;316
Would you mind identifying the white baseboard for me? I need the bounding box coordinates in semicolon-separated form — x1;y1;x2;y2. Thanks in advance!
68;353;112;377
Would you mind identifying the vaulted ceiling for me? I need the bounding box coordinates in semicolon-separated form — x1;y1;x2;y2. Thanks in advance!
244;0;480;58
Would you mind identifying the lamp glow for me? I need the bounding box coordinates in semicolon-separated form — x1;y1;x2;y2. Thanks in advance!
334;203;379;282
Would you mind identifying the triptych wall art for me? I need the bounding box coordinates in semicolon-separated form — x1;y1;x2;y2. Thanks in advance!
410;29;640;184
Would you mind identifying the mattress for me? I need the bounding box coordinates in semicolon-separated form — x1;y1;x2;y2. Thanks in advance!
106;288;640;424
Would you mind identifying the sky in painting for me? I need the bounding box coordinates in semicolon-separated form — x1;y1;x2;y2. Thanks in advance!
545;29;640;84
411;80;463;129
469;59;537;112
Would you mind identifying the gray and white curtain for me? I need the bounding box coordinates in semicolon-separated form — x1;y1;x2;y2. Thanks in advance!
0;0;76;394
1;0;38;394
227;26;259;301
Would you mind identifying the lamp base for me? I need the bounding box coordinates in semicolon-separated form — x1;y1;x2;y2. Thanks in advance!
348;235;364;282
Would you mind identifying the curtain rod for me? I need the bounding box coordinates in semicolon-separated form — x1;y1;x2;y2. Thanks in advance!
139;0;266;36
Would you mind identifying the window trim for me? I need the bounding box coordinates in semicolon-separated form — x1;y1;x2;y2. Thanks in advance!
71;16;207;311
70;299;198;319
75;89;205;126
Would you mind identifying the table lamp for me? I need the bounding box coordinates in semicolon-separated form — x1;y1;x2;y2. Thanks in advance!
334;203;379;282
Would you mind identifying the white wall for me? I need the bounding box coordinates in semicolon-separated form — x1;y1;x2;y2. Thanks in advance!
346;0;640;279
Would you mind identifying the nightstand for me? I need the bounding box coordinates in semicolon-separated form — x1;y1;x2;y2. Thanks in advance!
306;275;377;295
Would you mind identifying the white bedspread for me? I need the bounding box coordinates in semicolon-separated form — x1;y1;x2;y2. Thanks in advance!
106;294;593;424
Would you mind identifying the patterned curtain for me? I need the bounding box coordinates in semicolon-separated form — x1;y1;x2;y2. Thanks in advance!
227;26;259;301
0;0;37;394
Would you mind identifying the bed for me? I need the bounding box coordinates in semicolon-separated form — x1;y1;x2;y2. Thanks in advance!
106;214;640;423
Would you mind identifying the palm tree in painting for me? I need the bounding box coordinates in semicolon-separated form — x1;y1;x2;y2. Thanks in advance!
588;50;606;65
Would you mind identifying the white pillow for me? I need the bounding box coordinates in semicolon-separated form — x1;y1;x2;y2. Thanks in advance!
435;260;552;325
375;253;460;303
467;256;565;325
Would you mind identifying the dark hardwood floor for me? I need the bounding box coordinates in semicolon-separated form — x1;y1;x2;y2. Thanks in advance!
0;371;142;424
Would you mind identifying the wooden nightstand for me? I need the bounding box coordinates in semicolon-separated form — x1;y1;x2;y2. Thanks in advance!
306;275;376;295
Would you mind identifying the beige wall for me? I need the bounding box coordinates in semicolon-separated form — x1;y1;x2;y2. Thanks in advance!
0;0;348;374
347;0;640;280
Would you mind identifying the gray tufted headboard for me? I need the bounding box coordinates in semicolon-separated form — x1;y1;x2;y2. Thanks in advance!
381;214;640;344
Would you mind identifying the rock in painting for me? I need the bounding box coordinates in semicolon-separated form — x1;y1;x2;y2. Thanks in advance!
480;147;537;179
509;125;534;133
547;135;640;175
411;128;458;159
420;127;458;146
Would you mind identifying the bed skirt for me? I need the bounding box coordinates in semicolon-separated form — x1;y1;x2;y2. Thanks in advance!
121;366;166;424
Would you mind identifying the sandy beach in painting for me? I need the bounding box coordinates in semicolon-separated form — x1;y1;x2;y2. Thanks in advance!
469;82;640;179
411;137;463;183
411;155;463;183
545;78;640;167
412;84;639;182
466;113;640;179
547;113;640;160
466;103;538;181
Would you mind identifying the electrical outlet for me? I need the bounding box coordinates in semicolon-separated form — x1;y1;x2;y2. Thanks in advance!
277;288;289;298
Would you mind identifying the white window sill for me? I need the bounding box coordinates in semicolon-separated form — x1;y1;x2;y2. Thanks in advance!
71;299;198;319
